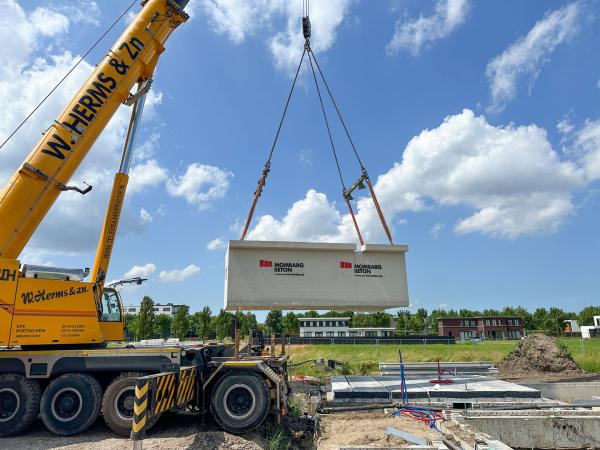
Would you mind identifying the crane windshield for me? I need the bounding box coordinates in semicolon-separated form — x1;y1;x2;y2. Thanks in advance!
100;288;122;322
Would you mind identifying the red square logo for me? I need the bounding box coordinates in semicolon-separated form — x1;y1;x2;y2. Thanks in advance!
259;260;272;268
340;261;352;269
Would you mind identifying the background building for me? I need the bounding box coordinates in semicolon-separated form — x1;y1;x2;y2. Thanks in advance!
299;317;395;338
437;316;524;340
125;302;186;318
581;316;600;339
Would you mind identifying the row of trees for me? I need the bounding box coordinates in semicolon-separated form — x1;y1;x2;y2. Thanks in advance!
126;297;600;340
126;297;257;341
265;305;600;336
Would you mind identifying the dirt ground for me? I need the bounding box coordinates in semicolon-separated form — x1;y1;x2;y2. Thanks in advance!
316;412;440;450
0;413;268;450
499;334;582;379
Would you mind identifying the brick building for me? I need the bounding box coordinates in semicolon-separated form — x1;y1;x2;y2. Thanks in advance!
437;316;524;340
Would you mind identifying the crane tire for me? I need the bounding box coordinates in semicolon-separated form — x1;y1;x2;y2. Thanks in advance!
40;373;102;436
102;372;159;436
210;372;270;434
0;374;41;437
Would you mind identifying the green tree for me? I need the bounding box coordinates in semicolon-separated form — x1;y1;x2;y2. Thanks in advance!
265;310;284;334
124;314;137;340
193;306;213;342
503;306;534;330
135;296;156;340
532;307;549;331
213;309;234;340
155;314;172;338
241;312;258;337
578;306;600;326
396;311;411;335
282;312;299;336
172;306;190;340
372;311;392;327
352;314;370;328
547;307;567;336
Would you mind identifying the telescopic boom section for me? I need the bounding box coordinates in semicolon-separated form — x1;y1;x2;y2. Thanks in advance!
0;0;189;260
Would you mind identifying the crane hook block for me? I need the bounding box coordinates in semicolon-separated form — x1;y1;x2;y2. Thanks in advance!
302;16;311;40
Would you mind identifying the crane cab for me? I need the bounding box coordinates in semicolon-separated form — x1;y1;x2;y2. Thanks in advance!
0;258;124;347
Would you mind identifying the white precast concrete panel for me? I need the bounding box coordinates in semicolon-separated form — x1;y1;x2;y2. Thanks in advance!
224;240;409;311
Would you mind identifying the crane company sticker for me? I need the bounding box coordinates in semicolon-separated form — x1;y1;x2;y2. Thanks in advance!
61;324;85;338
339;261;383;278
41;36;145;161
0;269;16;282
14;325;45;339
259;260;304;276
21;285;89;304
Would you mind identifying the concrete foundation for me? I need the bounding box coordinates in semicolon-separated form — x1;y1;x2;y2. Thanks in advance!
523;381;600;402
459;410;600;449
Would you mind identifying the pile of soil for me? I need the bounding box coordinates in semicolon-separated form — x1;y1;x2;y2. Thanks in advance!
499;334;581;378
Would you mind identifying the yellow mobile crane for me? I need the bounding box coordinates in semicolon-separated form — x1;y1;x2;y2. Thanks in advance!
0;0;289;438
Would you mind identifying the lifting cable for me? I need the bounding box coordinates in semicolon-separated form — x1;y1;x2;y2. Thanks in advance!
240;0;394;245
0;0;138;152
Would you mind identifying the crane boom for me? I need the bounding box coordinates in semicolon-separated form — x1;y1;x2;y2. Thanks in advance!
0;0;188;259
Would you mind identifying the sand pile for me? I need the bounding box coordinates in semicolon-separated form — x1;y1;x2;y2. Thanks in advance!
500;334;581;377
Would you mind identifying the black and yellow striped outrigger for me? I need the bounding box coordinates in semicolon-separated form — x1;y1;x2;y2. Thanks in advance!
130;365;198;449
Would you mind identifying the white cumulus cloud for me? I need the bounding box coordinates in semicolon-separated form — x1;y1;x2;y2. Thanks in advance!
247;189;350;242
387;0;470;56
123;263;157;279
207;237;227;250
166;163;232;209
199;0;352;73
573;117;600;181
129;159;169;194
248;109;585;241
430;223;446;239
486;2;582;112
159;264;201;282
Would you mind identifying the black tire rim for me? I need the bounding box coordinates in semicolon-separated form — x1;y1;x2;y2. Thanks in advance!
0;388;20;422
114;386;135;421
51;387;83;422
223;384;255;420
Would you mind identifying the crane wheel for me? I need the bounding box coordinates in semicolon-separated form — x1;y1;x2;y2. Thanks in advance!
102;372;159;436
40;373;102;436
210;372;270;434
0;374;41;437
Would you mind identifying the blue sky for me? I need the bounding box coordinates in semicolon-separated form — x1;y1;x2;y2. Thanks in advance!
0;0;599;318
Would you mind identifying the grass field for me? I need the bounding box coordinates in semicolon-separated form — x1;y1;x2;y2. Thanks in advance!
286;338;600;376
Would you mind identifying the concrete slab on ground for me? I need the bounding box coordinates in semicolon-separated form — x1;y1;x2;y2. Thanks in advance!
330;375;541;403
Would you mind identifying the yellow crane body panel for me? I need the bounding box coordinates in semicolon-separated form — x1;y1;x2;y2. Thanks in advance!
0;259;20;346
9;277;102;346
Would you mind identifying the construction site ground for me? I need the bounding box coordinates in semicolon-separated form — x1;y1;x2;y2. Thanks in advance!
0;413;270;450
3;336;600;449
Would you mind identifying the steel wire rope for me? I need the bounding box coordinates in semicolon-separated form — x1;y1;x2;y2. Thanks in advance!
307;50;347;192
0;0;138;151
309;49;366;171
265;48;307;164
239;47;307;239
